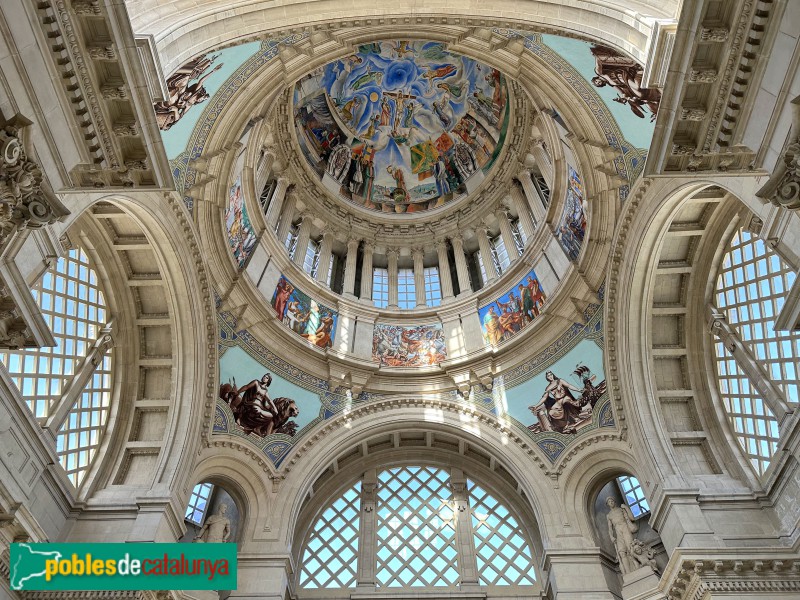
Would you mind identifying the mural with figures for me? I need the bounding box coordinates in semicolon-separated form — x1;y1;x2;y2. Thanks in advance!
271;275;338;348
500;339;607;436
372;323;447;367
214;287;611;466
224;177;257;268
293;40;510;213
478;269;547;345
556;166;587;262
589;44;661;123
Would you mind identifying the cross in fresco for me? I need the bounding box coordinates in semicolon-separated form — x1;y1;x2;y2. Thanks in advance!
383;90;417;139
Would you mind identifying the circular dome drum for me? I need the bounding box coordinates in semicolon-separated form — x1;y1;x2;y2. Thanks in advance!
292;40;511;214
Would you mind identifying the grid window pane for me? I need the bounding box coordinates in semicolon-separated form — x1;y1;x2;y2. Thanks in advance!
185;482;215;525
299;482;361;589
0;248;112;487
716;228;800;404
511;219;526;253
468;479;536;586
424;267;442;307
304;238;321;276
714;343;779;475
373;268;389;309
616;476;650;518
376;466;459;588
490;235;510;274
285;223;298;257
397;269;415;310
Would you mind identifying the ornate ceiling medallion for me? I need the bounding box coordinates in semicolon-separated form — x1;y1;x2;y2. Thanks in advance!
293;40;510;214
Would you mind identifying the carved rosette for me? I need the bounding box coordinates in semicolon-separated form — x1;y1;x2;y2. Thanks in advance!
0;126;59;246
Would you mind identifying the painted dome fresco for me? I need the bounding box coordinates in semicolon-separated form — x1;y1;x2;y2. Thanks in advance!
293;40;510;214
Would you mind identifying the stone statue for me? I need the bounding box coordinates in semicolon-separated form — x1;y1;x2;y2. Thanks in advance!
193;503;231;543
605;497;654;574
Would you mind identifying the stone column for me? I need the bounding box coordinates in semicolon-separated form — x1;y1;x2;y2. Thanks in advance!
356;469;378;589
292;213;313;267
451;235;472;295
517;169;546;225
530;138;554;187
436;240;454;299
315;232;333;285
264;176;289;229
508;188;536;239
412;247;426;307
450;469;480;590
387;248;399;308
476;226;498;281
360;242;374;299
274;192;297;250
496;208;520;258
256;148;275;194
343;237;360;297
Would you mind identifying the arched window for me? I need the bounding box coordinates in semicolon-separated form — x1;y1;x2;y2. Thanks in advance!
0;247;113;488
299;482;361;589
712;227;797;475
297;465;538;594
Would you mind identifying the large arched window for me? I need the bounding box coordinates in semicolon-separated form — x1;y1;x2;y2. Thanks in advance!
297;465;538;594
0;247;113;487
712;227;798;475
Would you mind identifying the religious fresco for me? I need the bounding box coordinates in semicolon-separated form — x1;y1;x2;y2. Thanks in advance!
478;269;547;345
271;275;338;349
372;323;446;367
556;166;587;262
292;40;510;214
224;177;257;269
589;45;661;122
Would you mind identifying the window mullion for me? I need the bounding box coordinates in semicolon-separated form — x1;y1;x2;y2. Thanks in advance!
450;468;480;589
708;304;790;419
357;469;378;589
43;322;114;436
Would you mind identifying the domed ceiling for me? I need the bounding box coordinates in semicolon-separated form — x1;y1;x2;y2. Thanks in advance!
292;40;510;214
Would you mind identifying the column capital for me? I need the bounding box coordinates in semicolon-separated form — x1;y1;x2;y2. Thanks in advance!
321;230;334;242
362;241;375;254
347;236;361;250
411;247;425;260
386;247;400;259
299;211;313;222
435;239;449;251
450;233;464;246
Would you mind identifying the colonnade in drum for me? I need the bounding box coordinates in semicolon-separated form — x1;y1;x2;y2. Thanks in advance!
253;156;553;309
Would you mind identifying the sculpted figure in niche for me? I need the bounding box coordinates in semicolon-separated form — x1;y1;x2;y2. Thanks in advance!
219;374;300;437
605;497;656;574
194;503;230;544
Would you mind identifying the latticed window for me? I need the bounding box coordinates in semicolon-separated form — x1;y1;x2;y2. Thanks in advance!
711;226;795;476
299;482;361;589
467;480;536;586
297;465;538;594
304;238;321;276
616;476;650;518
185;482;215;525
424;267;441;307
285;223;299;257
372;268;389;309
489;235;510;274
715;343;779;475
0;248;113;488
397;269;415;309
510;219;526;254
376;466;458;587
716;229;799;403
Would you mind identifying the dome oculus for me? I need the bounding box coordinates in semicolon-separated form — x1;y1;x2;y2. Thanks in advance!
293;40;510;214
